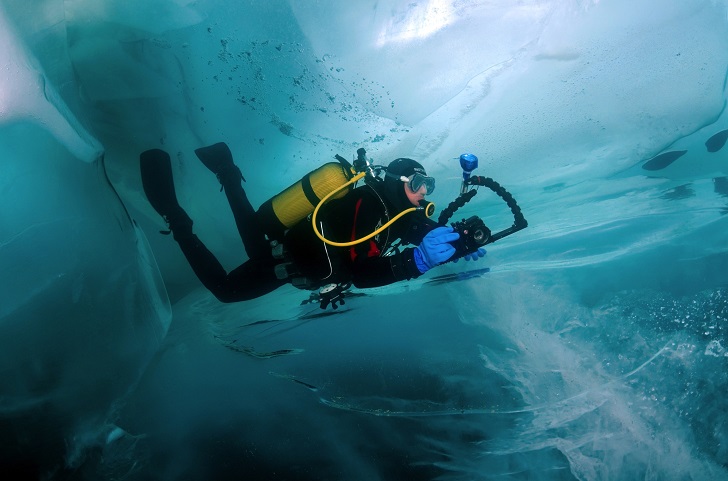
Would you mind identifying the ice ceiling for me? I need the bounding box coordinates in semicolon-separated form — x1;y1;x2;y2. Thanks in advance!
1;0;727;480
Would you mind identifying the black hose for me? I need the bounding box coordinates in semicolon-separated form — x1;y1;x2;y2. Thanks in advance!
438;176;528;245
437;189;477;224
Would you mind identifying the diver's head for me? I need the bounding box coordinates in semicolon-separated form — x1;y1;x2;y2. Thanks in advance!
382;158;435;210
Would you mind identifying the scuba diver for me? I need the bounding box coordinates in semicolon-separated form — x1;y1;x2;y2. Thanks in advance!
139;142;487;307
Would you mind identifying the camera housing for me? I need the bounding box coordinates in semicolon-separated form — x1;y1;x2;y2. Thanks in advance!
450;216;491;257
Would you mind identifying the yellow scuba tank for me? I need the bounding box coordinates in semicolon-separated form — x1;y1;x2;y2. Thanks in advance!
256;162;353;240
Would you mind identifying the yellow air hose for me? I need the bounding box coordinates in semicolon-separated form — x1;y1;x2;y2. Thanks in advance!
311;171;435;247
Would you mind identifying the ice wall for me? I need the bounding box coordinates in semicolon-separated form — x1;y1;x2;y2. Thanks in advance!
0;3;170;476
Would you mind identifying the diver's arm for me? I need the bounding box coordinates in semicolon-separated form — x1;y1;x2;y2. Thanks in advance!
400;214;440;245
353;224;462;288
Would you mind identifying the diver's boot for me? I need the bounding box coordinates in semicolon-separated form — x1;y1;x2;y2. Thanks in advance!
140;148;194;238
194;142;269;259
194;142;244;187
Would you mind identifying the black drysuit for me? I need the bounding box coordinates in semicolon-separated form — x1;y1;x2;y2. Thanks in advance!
174;177;437;303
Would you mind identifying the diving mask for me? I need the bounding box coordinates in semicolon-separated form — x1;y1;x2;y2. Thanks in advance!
386;171;436;195
403;173;436;195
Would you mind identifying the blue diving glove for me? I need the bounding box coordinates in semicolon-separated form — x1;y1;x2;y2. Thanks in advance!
413;226;460;273
454;248;487;263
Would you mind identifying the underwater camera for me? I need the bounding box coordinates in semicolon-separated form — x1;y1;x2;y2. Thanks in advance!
450;216;491;256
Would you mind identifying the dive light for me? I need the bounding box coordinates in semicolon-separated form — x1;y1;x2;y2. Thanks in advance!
459;153;479;194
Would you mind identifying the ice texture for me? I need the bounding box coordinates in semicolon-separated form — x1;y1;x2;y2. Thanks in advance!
1;1;727;480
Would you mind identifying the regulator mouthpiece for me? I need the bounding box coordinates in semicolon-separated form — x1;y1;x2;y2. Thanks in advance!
418;200;436;218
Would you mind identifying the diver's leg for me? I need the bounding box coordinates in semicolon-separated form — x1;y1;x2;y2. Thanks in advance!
213;258;286;302
140;149;237;299
194;142;271;260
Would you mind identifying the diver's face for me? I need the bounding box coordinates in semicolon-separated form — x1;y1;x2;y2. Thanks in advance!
404;181;426;206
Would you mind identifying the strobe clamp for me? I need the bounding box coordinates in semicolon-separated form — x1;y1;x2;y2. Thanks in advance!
439;154;528;256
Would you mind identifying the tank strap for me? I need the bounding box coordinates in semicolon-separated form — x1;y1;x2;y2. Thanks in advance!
300;173;320;207
301;162;353;208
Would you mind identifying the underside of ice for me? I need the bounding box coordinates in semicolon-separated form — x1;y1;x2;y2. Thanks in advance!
0;1;726;480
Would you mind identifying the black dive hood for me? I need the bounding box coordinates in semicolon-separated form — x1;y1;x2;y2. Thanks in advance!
381;158;426;212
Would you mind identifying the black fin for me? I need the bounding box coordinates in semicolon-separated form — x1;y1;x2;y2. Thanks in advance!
140;149;182;217
194;142;245;181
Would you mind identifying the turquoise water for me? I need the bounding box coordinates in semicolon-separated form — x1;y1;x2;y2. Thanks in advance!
1;1;727;479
